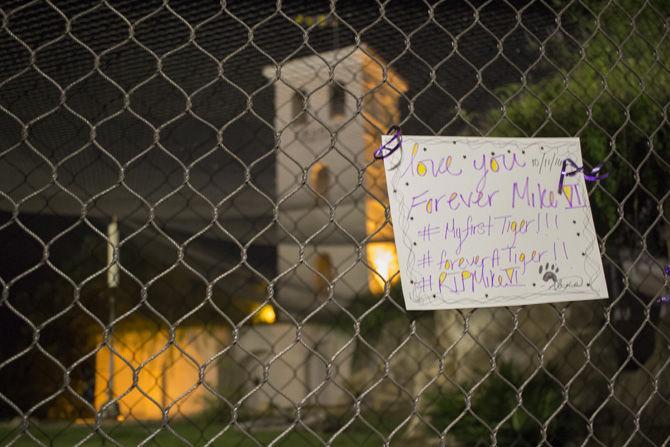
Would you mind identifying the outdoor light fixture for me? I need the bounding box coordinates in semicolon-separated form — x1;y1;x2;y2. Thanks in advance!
252;303;277;325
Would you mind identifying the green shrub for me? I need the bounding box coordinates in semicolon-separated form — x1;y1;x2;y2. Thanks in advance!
428;363;584;446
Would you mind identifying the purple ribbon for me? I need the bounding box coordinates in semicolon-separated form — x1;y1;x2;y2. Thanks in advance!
558;158;608;194
373;126;402;160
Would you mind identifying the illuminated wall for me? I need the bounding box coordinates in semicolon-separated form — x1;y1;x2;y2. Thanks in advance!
94;322;230;420
360;49;407;294
366;241;400;294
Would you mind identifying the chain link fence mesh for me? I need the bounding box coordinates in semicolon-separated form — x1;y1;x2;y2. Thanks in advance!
0;0;669;445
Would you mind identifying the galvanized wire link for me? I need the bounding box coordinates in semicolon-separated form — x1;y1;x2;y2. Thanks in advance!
0;1;669;446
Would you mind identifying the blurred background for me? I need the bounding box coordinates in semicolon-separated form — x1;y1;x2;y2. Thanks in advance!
0;0;669;445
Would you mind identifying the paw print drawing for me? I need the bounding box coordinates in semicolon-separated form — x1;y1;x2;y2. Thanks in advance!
539;263;559;283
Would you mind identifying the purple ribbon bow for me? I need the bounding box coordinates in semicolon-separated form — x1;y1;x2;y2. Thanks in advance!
558;158;609;194
373;126;402;160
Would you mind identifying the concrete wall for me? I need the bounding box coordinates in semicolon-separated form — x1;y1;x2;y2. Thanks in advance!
229;322;355;413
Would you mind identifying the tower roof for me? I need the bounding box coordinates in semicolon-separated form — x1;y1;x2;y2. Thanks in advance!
261;44;407;94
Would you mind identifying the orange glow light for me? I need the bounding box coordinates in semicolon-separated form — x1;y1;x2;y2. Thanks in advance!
367;242;399;294
252;304;277;325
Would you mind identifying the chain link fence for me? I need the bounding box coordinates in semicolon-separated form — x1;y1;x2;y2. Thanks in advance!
0;0;669;445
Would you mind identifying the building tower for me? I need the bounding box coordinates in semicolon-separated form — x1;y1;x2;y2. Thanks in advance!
263;45;408;313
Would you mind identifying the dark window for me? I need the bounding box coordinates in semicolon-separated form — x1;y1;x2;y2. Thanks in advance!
310;162;331;200
292;89;307;123
330;83;345;118
314;252;335;292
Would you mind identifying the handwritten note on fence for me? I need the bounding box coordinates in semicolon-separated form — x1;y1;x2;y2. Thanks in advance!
383;136;609;310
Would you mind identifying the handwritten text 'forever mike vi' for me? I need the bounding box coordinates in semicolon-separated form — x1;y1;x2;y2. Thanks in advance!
383;137;608;310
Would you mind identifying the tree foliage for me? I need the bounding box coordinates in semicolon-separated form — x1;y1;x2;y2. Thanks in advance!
478;0;670;254
428;363;584;446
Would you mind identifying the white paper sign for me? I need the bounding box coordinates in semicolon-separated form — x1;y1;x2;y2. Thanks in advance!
383;136;609;310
